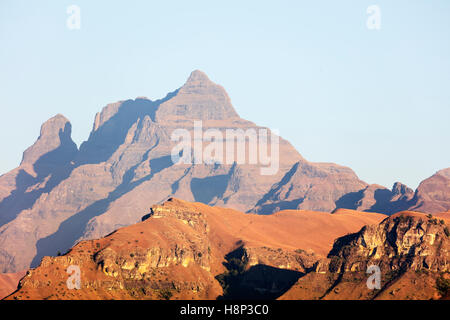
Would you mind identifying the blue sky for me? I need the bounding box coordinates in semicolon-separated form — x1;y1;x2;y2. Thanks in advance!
0;0;449;189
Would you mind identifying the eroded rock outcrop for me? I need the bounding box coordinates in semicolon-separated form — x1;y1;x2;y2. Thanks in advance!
281;211;450;300
328;212;449;273
5;198;385;300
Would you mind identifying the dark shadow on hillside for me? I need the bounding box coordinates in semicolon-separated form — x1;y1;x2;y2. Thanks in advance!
0;124;78;227
77;91;178;165
170;165;192;195
383;199;414;215
216;245;305;300
369;188;414;215
368;189;394;213
250;162;300;214
31;154;173;268
254;199;304;215
335;187;415;215
334;189;365;210
191;175;229;204
0;92;178;228
189;163;238;205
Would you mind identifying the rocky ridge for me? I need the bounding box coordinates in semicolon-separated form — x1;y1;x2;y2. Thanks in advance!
5;198;386;300
281;211;450;300
6;199;449;300
0;70;448;274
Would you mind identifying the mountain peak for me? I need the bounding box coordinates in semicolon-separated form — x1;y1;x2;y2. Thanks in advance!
392;182;413;196
437;168;450;179
40;114;71;136
21;114;77;168
186;69;211;83
155;70;239;121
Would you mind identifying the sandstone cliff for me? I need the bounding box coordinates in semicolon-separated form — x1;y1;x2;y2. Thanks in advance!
6;200;449;300
281;211;450;300
5;198;386;300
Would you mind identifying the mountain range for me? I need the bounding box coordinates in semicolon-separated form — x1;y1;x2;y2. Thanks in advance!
5;198;449;300
0;70;449;278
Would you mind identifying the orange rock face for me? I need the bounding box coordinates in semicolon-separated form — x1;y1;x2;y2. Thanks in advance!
6;199;449;300
281;211;450;300
6;198;387;300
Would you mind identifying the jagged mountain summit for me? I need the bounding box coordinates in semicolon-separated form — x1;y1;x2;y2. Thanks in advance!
0;70;448;273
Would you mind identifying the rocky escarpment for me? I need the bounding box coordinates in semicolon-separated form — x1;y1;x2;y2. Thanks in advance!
328;212;449;274
5;198;384;300
6;200;223;300
335;169;450;215
94;204;213;279
333;182;416;215
7;200;448;300
0;114;78;225
0;70;448;275
252;161;368;214
0;70;378;273
281;212;450;300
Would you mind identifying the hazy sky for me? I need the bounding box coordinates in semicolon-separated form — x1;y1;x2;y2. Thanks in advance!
0;0;449;189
